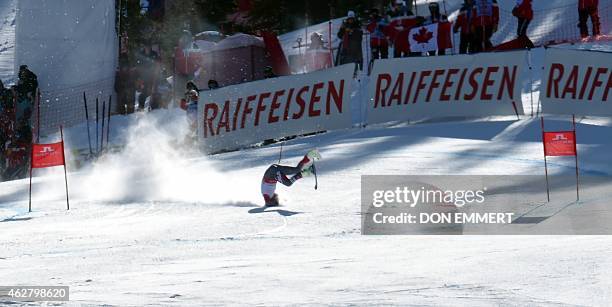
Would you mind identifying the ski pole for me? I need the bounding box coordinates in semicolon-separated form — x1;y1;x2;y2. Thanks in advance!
278;142;283;164
95;97;99;155
83;92;93;156
101;100;106;153
107;95;112;148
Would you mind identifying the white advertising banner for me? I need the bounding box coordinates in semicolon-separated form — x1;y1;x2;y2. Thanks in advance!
541;48;612;116
198;64;355;152
367;51;526;124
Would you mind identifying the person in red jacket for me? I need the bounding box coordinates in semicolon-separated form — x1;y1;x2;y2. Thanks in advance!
387;15;421;58
471;0;499;53
578;0;600;38
513;0;533;38
425;2;449;56
366;9;389;61
454;0;475;54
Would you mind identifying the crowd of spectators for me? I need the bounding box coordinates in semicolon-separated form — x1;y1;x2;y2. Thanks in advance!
336;0;602;70
115;44;173;115
0;65;39;180
337;0;503;70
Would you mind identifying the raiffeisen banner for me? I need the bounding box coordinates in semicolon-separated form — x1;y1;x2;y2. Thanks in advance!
367;51;526;124
541;48;612;116
198;64;355;153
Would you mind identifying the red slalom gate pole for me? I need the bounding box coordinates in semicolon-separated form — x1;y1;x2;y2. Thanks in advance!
60;126;70;210
541;117;550;202
28;146;33;212
36;88;40;143
573;115;579;201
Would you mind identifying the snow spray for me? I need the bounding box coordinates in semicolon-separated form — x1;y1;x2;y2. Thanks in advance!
70;110;259;204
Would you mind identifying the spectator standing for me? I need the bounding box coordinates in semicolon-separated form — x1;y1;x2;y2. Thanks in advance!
115;64;134;114
134;78;147;111
308;32;325;50
179;80;200;110
426;2;447;24
186;80;200;93
14;65;35;147
388;0;408;17
578;0;600;38
387;13;422;58
208;79;220;90
471;0;499;53
264;66;277;79
425;2;448;55
8;70;32;179
366;9;390;61
136;45;159;111
151;67;170;110
513;0;533;38
337;11;363;70
17;65;38;98
185;89;198;130
0;80;12;177
454;0;475;54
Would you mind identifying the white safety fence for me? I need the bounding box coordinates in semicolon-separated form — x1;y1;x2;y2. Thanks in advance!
38;78;116;136
196;47;611;153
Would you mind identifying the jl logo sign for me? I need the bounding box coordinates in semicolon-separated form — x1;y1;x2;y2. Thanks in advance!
40;146;55;153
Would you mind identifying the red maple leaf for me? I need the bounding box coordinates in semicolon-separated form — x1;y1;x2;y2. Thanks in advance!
413;27;433;44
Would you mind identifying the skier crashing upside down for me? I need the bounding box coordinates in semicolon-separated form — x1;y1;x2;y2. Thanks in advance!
261;149;321;206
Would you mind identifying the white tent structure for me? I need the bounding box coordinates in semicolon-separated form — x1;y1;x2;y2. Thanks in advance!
9;0;118;134
0;0;17;83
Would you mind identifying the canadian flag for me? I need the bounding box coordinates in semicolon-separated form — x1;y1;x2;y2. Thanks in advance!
409;23;438;53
